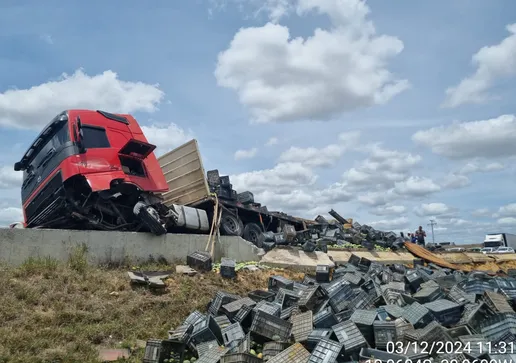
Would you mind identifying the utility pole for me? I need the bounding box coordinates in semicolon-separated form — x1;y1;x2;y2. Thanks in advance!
428;219;437;244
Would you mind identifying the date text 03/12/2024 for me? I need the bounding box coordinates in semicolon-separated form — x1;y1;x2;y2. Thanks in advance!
387;341;516;355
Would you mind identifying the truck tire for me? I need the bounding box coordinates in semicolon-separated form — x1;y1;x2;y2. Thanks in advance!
243;223;263;247
136;203;167;236
220;212;243;236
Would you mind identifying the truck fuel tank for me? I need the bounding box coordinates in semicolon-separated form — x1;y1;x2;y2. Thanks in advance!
172;204;210;232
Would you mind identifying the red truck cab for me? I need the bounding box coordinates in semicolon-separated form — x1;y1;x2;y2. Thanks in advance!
15;110;170;233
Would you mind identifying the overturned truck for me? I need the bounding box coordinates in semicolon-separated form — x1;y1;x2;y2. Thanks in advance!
13;109;304;243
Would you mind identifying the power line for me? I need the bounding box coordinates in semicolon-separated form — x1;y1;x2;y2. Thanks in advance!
428;219;437;244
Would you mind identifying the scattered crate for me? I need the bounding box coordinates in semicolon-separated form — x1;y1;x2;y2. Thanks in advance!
291;311;313;343
250;311;293;341
187;251;213;272
220;258;236;279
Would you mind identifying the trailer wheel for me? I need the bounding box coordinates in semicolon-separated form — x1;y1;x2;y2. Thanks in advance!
243;223;263;247
220;212;243;236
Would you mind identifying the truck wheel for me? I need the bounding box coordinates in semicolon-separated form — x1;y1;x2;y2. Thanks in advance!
243;223;263;247
135;203;167;236
220;212;243;236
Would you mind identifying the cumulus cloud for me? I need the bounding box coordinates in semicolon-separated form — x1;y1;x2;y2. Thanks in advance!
0;166;22;189
496;203;516;217
414;203;455;217
0;206;23;225
472;208;491;217
141;122;193;157
368;216;409;230
443;23;516;108
439;173;471;190
214;0;409;123
497;217;516;226
0;69;164;129
459;161;505;174
234;148;258;160
412;114;516;159
266;137;279;146
394;177;441;197
370;205;406;216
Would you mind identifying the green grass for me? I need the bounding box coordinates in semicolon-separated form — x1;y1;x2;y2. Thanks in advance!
0;252;303;363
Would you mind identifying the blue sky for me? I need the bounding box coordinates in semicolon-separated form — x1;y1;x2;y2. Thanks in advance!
1;0;516;243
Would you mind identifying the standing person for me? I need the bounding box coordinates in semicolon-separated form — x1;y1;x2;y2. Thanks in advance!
416;226;426;246
410;233;417;243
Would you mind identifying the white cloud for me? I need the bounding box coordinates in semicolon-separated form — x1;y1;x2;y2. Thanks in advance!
214;0;409;123
371;205;406;216
0;166;22;189
141;122;193;157
0;69;164;129
472;208;491;217
439;173;471;190
279;144;343;168
394;176;441;197
234;148;258;160
368;216;409;230
40;34;54;45
0;206;23;226
357;190;396;207
412;114;516;159
497;217;516;226
266;137;279;146
459;161;505;174
496;203;516;217
443;23;516;108
414;203;453;217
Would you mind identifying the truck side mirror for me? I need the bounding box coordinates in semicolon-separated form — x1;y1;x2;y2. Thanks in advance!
75;116;86;154
14;161;23;171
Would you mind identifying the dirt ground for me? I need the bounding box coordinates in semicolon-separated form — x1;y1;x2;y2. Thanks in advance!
0;251;304;363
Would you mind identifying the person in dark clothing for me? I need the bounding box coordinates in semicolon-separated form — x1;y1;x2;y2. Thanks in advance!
415;226;426;246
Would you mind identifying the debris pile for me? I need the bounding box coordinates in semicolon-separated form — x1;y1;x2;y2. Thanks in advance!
143;257;516;363
255;209;406;254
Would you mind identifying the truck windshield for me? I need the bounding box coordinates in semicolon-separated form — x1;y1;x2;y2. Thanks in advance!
23;121;70;180
484;241;501;248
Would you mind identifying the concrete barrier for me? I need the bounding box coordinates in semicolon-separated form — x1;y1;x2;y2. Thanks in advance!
0;228;264;266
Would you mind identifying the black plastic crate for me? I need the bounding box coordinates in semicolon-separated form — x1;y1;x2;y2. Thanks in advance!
298;285;327;312
328;283;354;312
207;169;221;186
221;353;262;363
392;272;405;283
262;341;291;361
250;310;293;341
335;309;354;323
383;304;404;319
221;323;245;349
350;309;377;346
405;271;423;291
196;340;219;357
168;323;193;342
234;305;253;331
373;321;397;349
342;272;364;286
214;315;232;335
308;339;343;363
219;175;231;185
237;191;254;204
291;311;313;343
184;310;205;327
223;297;257;320
457;303;485;333
267;343;310;363
275;288;300;308
220;258;236;279
332;320;368;359
197;345;229;363
458;335;490;359
268;275;294;292
418;321;454;347
143;339;186;363
424;299;463;326
190;317;219;346
209;291;241;316
306;329;334;351
316;265;332;283
348;254;361;266
350;289;375;310
302;274;318;285
401;302;433;328
447;285;476;305
248;289;275;303
483;291;514;314
391;264;406;274
480;312;516;341
187;251;213;272
253;300;282;317
413;286;443;304
446;325;473;339
313;307;338;329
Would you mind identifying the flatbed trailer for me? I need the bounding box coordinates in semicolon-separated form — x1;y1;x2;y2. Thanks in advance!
156;140;306;245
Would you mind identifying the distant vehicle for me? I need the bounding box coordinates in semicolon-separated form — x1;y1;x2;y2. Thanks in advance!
481;247;496;254
447;247;465;252
492;247;515;254
483;233;516;250
469;247;482;252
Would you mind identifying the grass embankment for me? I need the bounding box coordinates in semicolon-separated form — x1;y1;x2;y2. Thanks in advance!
0;247;303;363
